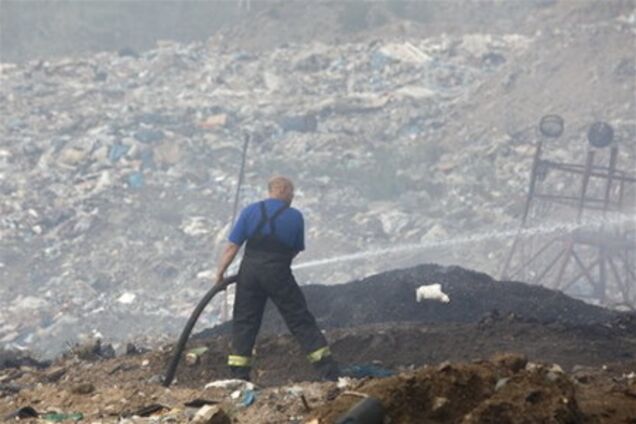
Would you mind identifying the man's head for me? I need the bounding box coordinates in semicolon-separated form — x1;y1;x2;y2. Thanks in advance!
268;176;295;204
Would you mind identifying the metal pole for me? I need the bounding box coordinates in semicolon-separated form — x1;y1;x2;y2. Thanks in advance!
553;241;573;290
602;147;618;215
522;140;544;225
576;151;595;223
222;132;250;321
598;249;607;303
501;140;544;279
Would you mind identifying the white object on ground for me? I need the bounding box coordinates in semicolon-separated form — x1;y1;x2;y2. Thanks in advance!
416;284;450;303
117;292;136;304
192;405;227;424
204;379;255;391
337;377;353;389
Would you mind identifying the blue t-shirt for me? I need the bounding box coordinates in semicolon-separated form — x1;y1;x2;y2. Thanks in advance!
228;198;305;252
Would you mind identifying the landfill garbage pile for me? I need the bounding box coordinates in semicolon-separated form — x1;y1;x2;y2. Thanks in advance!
1;0;635;359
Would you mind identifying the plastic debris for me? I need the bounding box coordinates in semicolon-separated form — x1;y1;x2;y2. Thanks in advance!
341;364;395;379
117;292;137;305
108;144;130;162
337;377;353;389
200;114;228;129
186;346;208;365
41;412;84;422
416;284;451;303
241;389;256;407
278;114;318;133
127;171;144;189
204;379;255;391
192;405;230;424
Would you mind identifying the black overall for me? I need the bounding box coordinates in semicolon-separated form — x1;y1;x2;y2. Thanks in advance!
229;201;338;380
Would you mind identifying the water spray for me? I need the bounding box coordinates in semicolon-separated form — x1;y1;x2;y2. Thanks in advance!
293;215;635;271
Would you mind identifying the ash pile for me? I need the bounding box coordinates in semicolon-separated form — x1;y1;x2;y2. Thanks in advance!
175;264;636;387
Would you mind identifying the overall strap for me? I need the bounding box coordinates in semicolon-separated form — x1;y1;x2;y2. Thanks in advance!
253;202;269;235
268;203;289;234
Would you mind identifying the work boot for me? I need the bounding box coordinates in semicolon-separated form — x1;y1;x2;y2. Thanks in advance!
229;366;251;381
313;356;340;382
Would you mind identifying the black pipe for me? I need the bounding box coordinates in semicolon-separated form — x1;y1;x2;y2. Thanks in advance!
335;397;385;424
162;275;238;387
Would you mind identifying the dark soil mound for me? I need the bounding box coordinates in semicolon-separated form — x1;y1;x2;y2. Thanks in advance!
171;318;636;388
310;356;586;424
173;265;634;389
0;350;49;370
196;264;623;341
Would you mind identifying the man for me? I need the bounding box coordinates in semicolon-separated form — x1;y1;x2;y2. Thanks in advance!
215;176;339;381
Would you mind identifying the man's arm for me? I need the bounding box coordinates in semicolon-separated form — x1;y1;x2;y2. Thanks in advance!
215;205;250;286
294;213;305;257
215;242;241;286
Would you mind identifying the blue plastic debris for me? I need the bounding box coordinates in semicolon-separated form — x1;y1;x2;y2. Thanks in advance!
108;144;130;162
370;50;391;70
233;51;254;61
139;149;155;170
341;364;395;379
134;129;164;143
127;171;144;189
279;114;317;133
241;389;256;407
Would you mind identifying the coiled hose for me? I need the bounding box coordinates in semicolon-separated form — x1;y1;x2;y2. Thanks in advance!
162;275;238;387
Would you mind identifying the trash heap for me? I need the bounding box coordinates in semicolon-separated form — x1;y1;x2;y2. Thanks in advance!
2;349;635;423
1;2;635;358
1;264;635;422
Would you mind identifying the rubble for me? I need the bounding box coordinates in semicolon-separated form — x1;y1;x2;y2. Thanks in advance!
1;347;633;423
192;405;230;424
1;264;635;420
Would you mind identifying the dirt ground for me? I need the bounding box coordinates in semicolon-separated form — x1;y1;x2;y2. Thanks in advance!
1;349;635;423
309;355;636;424
2;265;635;423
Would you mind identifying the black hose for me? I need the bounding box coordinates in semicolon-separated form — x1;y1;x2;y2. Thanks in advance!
162;275;238;387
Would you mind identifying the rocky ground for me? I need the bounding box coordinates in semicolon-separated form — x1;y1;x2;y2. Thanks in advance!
1;265;635;423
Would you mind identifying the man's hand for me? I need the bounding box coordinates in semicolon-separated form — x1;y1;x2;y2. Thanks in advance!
213;242;241;288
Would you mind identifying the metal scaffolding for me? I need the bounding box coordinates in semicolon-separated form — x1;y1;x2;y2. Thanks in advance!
501;116;636;308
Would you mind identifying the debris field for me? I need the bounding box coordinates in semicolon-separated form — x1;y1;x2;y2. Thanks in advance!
2;265;635;423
